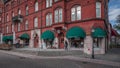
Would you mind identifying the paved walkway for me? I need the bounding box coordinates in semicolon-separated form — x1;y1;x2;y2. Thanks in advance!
11;48;120;62
0;49;120;67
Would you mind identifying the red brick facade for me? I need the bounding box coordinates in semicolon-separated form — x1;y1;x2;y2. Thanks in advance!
0;0;110;54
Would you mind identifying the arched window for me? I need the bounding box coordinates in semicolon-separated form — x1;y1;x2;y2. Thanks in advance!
12;11;14;17
35;1;38;12
26;5;29;15
46;13;52;26
18;9;21;15
96;2;101;18
54;8;62;23
18;23;20;31
46;0;52;8
71;5;81;21
12;24;14;32
6;14;9;22
25;20;29;30
34;17;38;28
6;26;8;33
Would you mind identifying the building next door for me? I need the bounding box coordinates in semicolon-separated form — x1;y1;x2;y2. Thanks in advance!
34;34;39;48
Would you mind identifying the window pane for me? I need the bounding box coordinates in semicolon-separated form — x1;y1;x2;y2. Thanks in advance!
71;8;75;21
50;14;52;25
77;6;81;20
50;0;52;7
12;24;14;32
46;0;49;8
18;23;20;31
59;9;62;22
46;15;49;26
55;10;58;23
96;2;101;18
25;20;28;30
34;18;38;28
35;2;38;11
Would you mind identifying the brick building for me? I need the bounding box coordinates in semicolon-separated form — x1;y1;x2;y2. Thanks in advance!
0;0;110;54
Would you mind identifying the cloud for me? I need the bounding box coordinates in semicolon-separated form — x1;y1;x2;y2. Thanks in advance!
109;4;120;22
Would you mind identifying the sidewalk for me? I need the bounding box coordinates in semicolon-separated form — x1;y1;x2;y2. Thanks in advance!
11;48;120;62
0;49;120;67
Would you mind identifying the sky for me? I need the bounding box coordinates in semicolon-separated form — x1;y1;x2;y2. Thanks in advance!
109;0;120;26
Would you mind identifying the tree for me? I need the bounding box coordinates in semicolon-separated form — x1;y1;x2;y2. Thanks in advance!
114;15;120;31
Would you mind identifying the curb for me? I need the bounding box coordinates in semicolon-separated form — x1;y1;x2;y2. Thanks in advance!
0;50;120;67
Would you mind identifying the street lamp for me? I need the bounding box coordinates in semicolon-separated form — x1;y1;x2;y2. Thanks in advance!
91;29;95;59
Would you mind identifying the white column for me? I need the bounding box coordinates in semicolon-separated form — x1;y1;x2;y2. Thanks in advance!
13;31;16;44
0;33;3;44
101;38;105;54
29;30;34;48
84;36;93;54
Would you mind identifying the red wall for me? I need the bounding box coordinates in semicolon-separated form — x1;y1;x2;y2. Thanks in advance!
1;0;108;37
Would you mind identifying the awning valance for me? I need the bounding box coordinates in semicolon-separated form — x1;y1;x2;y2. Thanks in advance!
92;28;107;38
66;27;86;39
2;35;13;41
20;33;30;39
41;30;55;40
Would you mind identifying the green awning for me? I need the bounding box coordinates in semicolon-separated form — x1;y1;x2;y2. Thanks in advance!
8;35;13;40
20;33;30;39
2;35;13;41
41;30;55;40
92;28;107;38
66;27;86;38
2;36;8;42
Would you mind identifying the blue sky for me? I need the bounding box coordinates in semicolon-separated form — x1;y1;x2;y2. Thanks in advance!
109;0;120;26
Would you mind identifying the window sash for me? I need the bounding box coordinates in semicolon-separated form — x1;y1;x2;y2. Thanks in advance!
35;2;38;12
71;6;81;21
96;2;101;18
34;18;38;28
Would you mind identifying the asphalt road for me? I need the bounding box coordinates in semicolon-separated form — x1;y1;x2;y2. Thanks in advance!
0;52;119;68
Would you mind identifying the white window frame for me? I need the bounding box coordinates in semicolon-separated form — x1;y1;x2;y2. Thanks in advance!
18;23;20;31
71;6;81;21
18;9;21;15
35;1;38;12
46;0;52;8
12;24;14;32
25;20;28;30
46;13;52;26
26;6;29;15
96;2;101;18
34;17;38;28
6;26;8;33
54;8;63;23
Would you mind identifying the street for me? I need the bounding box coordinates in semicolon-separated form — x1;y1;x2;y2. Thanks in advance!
0;52;119;68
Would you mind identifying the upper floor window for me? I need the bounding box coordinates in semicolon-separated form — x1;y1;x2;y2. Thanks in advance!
54;8;62;23
18;23;20;31
71;5;81;21
6;26;8;33
34;17;38;28
26;6;29;15
12;24;14;32
46;13;52;26
25;20;29;30
12;11;14;17
96;2;101;18
54;0;58;2
6;14;9;22
18;9;21;15
46;0;52;8
35;1;39;12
